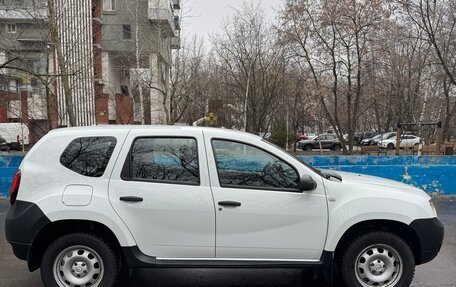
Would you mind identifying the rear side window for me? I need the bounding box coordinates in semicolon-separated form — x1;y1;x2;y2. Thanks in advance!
128;137;199;185
60;137;117;177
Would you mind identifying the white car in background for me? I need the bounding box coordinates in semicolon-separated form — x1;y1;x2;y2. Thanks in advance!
379;135;421;149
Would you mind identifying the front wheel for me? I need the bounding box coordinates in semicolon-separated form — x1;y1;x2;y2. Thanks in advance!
303;145;313;152
41;233;120;287
339;231;415;287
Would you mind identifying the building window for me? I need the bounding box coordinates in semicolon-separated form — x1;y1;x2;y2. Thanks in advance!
6;24;17;34
103;0;116;11
122;25;132;40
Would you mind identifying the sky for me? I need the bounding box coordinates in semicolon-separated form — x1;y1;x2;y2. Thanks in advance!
181;0;282;46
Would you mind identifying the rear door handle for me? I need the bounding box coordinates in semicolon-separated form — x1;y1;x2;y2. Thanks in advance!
120;196;143;202
218;201;241;207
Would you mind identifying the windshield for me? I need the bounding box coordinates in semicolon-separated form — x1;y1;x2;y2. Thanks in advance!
261;139;323;176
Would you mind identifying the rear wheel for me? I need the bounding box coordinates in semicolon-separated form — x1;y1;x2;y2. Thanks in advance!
41;233;120;287
339;231;415;287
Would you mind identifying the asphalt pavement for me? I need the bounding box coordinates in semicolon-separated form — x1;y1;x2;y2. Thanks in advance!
0;199;455;287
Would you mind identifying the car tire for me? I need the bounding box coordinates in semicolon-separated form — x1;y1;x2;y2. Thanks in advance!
387;143;395;150
41;233;120;287
332;144;341;151
339;231;415;287
303;145;313;152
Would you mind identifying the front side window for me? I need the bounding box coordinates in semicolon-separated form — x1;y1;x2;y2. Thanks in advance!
103;0;116;11
212;140;299;190
60;137;117;177
130;137;199;184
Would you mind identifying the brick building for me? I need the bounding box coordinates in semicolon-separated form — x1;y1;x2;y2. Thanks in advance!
0;0;181;142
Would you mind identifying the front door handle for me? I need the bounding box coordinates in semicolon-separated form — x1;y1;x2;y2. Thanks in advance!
120;196;143;202
218;201;241;207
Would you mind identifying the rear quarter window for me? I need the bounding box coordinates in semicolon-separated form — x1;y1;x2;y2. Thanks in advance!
60;136;117;177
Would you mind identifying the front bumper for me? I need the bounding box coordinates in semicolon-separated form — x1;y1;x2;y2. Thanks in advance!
410;217;444;265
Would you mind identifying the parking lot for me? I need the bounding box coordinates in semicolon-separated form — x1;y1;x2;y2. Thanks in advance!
0;199;454;287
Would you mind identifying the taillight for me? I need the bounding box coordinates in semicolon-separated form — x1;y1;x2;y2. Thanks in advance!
9;169;21;205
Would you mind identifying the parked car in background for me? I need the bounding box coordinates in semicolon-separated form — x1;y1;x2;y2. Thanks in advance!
379;135;421;149
363;131;378;139
372;132;397;146
298;134;341;151
0;123;29;150
360;134;383;146
0;136;9;151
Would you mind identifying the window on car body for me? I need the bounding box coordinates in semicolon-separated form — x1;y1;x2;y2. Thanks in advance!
212;139;299;191
60;137;117;177
129;137;199;185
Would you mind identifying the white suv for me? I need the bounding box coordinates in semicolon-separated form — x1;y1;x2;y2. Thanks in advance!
5;126;443;287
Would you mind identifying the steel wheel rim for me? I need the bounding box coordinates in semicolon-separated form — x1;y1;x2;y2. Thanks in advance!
53;245;104;287
355;244;403;287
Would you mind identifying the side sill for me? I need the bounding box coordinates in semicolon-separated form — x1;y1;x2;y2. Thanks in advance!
122;246;333;269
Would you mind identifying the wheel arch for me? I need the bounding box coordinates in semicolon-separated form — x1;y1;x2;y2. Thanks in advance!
333;219;423;265
28;219;123;272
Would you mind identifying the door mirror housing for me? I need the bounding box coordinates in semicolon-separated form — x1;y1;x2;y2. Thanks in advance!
299;174;317;191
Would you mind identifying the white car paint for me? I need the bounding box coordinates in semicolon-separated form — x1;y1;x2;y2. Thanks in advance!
203;129;328;260
379;135;421;149
322;170;434;251
14;125;436;261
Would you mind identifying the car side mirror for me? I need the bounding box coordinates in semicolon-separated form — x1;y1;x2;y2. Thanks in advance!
299;174;317;191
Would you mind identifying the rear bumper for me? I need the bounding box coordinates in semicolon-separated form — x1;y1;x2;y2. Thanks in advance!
410;217;444;265
5;200;50;262
9;242;31;261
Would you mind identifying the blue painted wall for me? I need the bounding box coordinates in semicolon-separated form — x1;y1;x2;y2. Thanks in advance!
298;155;456;195
0;155;455;197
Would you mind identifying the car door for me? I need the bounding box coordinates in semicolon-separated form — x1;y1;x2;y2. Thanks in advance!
204;130;328;261
326;134;337;148
108;128;216;258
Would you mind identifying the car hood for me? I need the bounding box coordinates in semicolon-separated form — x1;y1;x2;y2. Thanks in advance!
321;169;429;198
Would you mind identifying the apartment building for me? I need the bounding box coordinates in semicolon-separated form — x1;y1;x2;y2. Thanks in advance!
0;0;181;142
0;0;49;142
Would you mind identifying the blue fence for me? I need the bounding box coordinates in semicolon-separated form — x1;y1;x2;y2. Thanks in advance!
0;156;24;198
0;155;455;197
298;155;456;195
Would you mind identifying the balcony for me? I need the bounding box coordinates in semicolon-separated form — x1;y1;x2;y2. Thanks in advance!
0;8;47;20
148;1;176;37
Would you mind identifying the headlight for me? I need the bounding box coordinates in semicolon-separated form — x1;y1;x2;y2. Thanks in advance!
429;200;438;217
